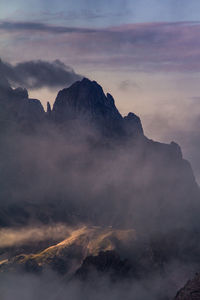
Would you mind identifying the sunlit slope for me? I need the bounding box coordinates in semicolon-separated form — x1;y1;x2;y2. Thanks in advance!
0;226;136;273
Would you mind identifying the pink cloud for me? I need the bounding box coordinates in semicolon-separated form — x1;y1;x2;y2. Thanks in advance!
1;21;200;72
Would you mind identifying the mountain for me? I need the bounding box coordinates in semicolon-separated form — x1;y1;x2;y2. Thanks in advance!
51;78;144;138
0;77;144;138
75;250;134;281
0;77;199;230
0;79;44;132
175;273;200;299
0;77;200;300
0;226;136;276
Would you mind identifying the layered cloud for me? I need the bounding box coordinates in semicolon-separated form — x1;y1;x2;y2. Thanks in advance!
1;21;200;72
0;21;97;34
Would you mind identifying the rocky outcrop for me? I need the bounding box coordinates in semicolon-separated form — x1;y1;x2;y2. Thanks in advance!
0;81;44;131
0;226;136;276
47;101;51;115
124;112;144;136
0;76;200;300
0;77;146;139
0;77;199;232
175;273;200;300
53;78;122;120
52;78;125;136
51;78;146;138
13;87;29;99
76;250;133;281
0;77;146;138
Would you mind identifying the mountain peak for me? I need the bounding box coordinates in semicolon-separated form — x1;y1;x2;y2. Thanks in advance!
69;77;101;91
52;78;125;135
47;101;51;114
80;77;97;85
51;79;146;138
124;112;144;136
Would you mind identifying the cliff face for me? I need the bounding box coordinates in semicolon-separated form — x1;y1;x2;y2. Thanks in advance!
53;78;122;122
0;77;144;138
0;77;200;300
52;78;143;137
0;81;44;131
0;77;199;231
0;226;136;276
175;273;200;300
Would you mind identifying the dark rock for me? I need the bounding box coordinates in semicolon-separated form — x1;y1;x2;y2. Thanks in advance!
0;77;199;233
76;250;133;281
13;87;28;99
124;112;144;136
170;141;183;159
49;257;69;275
47;101;51;114
175;273;200;300
24;259;42;273
52;78;125;136
52;78;121;120
18;98;45;121
0;79;44;131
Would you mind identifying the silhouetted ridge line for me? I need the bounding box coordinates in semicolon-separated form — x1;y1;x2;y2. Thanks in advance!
52;77;143;137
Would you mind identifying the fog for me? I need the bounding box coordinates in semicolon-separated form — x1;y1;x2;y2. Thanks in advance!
0;119;198;232
0;224;73;248
0;78;200;300
0;262;196;300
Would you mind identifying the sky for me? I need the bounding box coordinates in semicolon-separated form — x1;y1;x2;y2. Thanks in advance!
1;0;200;179
2;0;200;25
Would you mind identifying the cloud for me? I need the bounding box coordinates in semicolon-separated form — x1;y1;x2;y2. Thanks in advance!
0;59;82;89
2;21;200;72
0;224;72;248
0;71;199;300
0;21;97;34
35;8;132;23
141;95;200;183
118;80;141;91
0;267;191;300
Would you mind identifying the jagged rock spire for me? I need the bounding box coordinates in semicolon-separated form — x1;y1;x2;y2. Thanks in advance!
52;78;144;138
52;78;122;121
47;101;51;114
124;112;144;136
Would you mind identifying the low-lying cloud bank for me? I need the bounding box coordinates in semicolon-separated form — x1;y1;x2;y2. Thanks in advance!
0;263;195;300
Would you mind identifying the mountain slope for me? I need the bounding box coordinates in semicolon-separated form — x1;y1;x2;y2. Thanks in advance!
52;78;144;137
0;77;200;300
175;273;200;300
0;226;136;275
0;77;199;231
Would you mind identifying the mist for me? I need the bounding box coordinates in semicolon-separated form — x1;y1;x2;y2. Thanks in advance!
0;261;196;300
1;0;200;298
0;75;199;300
0;117;198;232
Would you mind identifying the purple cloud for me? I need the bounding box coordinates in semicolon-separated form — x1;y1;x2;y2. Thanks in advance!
1;21;200;72
0;21;97;34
